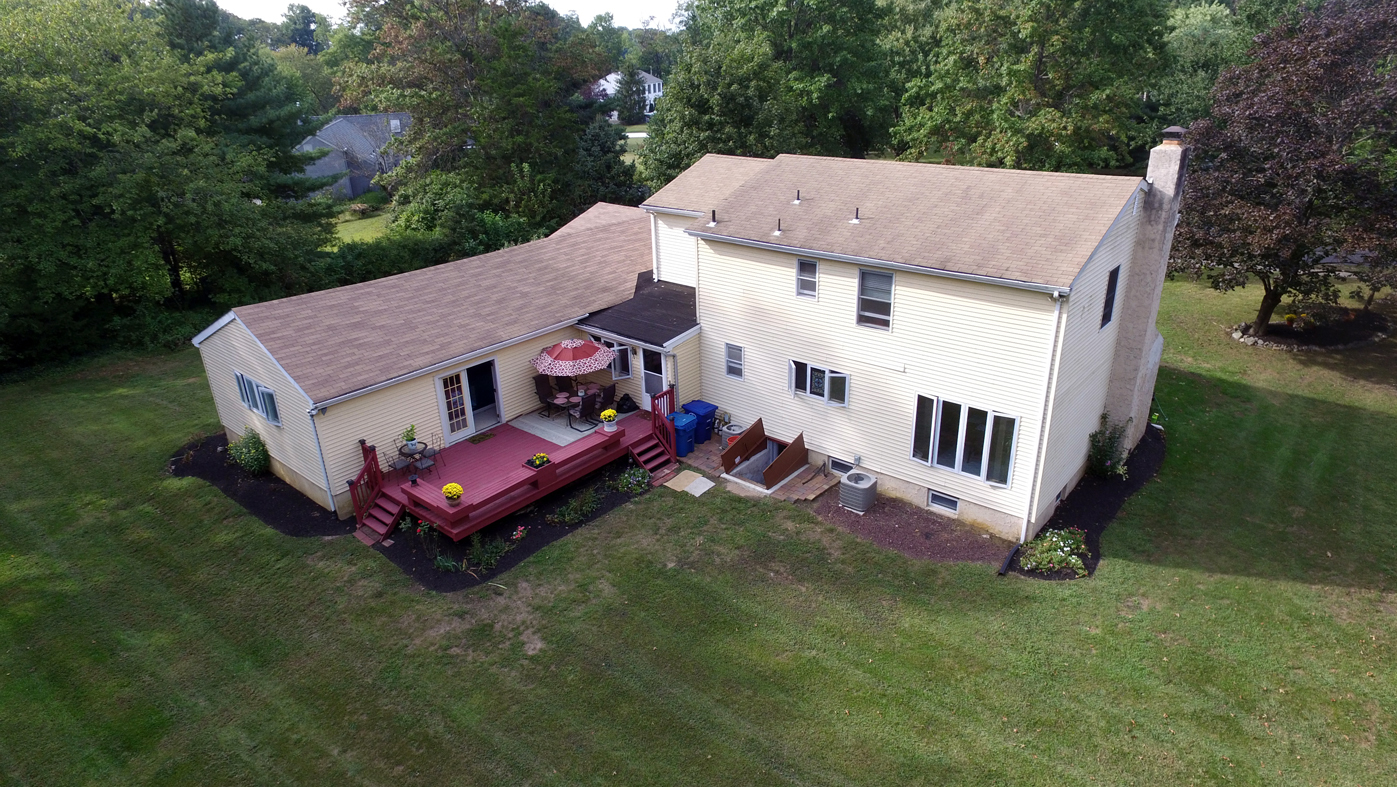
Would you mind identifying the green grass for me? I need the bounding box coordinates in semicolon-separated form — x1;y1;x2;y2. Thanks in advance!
334;211;392;245
1;282;1394;785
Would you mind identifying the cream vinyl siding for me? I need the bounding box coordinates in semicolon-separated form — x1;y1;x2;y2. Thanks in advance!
653;213;699;287
1036;194;1141;522
196;318;329;507
316;326;586;511
671;332;702;405
696;240;1059;520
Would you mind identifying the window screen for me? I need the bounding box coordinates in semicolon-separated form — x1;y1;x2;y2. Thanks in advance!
857;270;893;328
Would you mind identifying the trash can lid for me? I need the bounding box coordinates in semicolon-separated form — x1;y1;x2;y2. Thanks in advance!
682;399;719;417
669;412;697;427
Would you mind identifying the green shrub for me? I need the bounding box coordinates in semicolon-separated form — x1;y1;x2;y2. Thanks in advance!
227;428;270;475
466;533;513;571
546;485;602;525
1087;413;1131;479
1019;528;1090;578
608;467;651;495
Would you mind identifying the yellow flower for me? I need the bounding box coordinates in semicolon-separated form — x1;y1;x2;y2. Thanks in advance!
600;409;618;422
442;483;463;499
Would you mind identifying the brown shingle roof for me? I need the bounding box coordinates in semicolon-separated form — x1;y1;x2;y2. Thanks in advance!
641;153;773;215
232;203;651;404
690;154;1142;290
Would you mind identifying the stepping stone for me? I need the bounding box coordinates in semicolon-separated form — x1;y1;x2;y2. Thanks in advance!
685;477;715;497
664;470;702;491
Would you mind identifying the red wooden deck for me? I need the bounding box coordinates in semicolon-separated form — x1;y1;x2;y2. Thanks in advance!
379;422;654;541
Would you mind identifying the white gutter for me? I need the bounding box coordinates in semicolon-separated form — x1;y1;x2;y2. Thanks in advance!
685;230;1071;296
642;205;705;218
310;316;588;409
1021;293;1067;543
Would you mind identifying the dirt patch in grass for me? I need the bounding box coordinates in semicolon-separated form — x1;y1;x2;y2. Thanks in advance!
377;460;647;593
169;431;350;538
812;495;1013;565
1007;425;1166;580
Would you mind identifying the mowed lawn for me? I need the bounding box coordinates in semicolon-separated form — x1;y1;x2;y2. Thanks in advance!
1;282;1394;785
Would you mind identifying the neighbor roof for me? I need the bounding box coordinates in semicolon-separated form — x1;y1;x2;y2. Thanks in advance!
297;113;411;179
229;203;651;405
641;154;773;216
687;154;1143;290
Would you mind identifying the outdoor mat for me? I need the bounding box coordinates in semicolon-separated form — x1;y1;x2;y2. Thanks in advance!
663;470;702;491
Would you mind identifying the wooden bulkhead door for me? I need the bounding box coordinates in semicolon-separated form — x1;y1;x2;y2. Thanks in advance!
721;418;766;474
763;432;807;489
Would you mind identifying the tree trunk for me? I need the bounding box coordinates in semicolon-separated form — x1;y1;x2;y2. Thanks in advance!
1364;286;1378;312
157;232;185;305
1251;289;1283;336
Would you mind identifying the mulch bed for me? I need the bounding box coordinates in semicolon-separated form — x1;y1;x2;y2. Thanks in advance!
169;432;351;538
170;432;646;592
375;461;640;593
1236;309;1389;349
1004;425;1167;581
813;494;1015;565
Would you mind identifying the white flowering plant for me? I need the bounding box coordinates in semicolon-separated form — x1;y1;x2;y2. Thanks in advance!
1018;527;1090;578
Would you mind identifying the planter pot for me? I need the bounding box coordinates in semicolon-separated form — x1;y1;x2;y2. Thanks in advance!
524;460;551;470
406;439;419;451
603;421;617;432
445;496;461;507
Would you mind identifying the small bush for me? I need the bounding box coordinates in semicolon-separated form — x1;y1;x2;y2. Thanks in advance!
227;428;270;475
546;485;602;525
1087;413;1130;479
1019;528;1090;578
608;467;651;495
467;533;513;571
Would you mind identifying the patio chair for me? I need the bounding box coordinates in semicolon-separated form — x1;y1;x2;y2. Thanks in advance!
534;374;562;419
413;431;441;478
384;440;412;476
568;392;601;432
599;383;617;411
553;375;572;393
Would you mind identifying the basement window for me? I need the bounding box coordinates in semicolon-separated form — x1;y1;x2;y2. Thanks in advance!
829;456;855;475
928;490;959;513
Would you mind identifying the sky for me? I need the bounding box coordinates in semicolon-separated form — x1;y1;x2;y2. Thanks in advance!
215;0;681;29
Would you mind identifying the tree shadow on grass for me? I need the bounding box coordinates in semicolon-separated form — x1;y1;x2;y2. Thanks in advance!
1105;365;1397;590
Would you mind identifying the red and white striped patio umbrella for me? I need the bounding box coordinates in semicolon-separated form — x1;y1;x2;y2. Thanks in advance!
530;339;616;377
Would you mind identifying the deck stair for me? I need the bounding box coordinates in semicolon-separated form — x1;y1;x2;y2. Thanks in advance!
628;434;673;474
355;495;404;545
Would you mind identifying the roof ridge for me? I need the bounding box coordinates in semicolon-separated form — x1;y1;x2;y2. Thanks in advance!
770;153;1141;183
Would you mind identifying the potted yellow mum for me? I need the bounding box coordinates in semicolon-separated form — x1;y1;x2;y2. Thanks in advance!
442;482;464;506
600;408;618;432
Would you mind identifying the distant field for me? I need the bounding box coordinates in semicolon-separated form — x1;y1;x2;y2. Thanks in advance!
334;211;391;245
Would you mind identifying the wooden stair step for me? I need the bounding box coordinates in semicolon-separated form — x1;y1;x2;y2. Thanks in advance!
354;527;381;546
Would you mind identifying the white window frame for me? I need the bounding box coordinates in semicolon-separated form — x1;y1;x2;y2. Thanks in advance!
856;269;894;330
928;490;960;513
234;371;281;426
828;456;856;475
909;393;1017;487
796;258;818;299
589;335;632;380
788;360;849;407
725;343;745;379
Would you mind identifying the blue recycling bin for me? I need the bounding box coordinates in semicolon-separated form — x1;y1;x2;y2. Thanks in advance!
668;412;697;457
682;399;719;444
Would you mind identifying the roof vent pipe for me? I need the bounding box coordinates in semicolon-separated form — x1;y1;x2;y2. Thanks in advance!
707;209;717;228
793;189;801;205
849;207;860;225
773;218;782;237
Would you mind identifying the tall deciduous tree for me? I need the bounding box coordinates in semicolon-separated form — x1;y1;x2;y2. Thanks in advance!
271;45;336;113
894;0;1169;171
340;0;610;228
638;31;804;186
1171;0;1397;336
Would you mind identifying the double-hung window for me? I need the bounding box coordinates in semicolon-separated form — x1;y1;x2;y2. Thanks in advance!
589;336;632;379
725;344;745;379
235;371;282;426
857;270;893;329
796;259;818;298
789;360;849;406
1100;266;1121;328
911;394;1017;485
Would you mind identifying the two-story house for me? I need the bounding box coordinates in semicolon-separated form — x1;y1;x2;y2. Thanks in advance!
192;131;1187;543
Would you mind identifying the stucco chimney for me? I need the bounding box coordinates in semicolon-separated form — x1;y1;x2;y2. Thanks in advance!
1103;128;1191;448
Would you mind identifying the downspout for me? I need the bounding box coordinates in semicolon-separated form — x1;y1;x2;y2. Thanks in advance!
1020;292;1066;543
308;408;338;515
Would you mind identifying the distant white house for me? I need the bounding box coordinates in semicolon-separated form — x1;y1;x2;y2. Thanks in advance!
591;69;664;120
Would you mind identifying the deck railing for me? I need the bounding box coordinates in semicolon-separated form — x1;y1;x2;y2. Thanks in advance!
347;439;383;527
651;387;677;461
403;426;630;540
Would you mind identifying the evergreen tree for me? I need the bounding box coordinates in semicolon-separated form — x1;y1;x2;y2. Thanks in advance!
573;117;648;208
615;64;648;125
280;4;321;54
